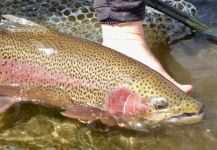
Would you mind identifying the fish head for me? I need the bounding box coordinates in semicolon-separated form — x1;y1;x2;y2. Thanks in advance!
143;95;204;126
104;79;204;131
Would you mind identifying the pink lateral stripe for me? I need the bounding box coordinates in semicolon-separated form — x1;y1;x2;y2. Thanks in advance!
0;59;109;90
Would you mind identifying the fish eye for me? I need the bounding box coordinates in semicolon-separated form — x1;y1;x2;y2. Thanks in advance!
150;97;169;110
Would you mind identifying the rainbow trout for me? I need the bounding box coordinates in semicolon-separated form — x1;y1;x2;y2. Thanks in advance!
0;15;204;131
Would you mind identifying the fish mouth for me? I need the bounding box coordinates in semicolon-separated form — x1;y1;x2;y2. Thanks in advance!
165;111;205;125
116;111;205;132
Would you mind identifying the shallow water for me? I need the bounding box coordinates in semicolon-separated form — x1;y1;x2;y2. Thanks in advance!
0;0;217;150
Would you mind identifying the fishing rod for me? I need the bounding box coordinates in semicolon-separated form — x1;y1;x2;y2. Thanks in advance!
146;0;217;38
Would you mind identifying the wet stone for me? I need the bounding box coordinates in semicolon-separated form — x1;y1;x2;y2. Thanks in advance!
62;0;68;4
0;4;3;8
63;9;71;16
68;16;76;22
77;14;85;20
49;7;57;12
89;7;95;12
46;12;53;17
157;17;163;22
17;2;28;7
81;19;89;24
58;5;65;11
160;31;167;35
52;17;60;22
4;1;13;7
81;8;88;13
41;3;49;7
177;3;184;10
91;18;98;23
94;22;101;28
74;2;81;8
191;9;196;16
66;3;74;9
86;13;93;18
61;17;67;21
25;6;35;12
150;23;156;28
85;33;91;38
51;1;60;7
27;0;35;5
182;2;186;6
55;11;62;17
36;0;43;2
187;3;192;8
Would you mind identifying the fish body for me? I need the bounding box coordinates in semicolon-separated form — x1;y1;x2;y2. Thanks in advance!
0;15;204;131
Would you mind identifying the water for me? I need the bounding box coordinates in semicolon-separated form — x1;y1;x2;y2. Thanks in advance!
0;0;217;149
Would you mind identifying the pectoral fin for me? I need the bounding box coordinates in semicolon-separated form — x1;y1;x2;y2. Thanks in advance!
61;105;117;126
0;96;17;113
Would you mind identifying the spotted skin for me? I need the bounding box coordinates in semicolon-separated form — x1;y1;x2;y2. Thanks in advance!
0;16;204;130
0;0;197;47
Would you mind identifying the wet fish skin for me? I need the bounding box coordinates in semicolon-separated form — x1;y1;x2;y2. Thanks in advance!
0;15;204;131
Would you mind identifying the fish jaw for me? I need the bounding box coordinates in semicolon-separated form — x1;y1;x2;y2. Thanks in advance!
163;97;205;125
164;101;205;125
164;111;205;125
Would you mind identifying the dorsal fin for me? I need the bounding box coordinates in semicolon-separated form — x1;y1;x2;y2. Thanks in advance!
0;15;48;33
